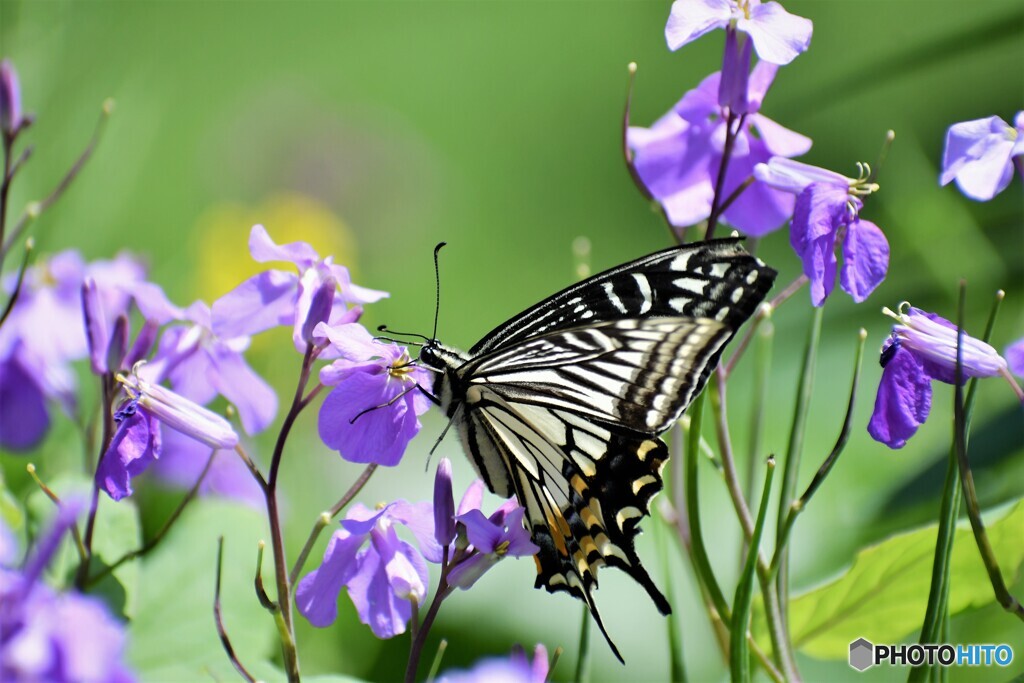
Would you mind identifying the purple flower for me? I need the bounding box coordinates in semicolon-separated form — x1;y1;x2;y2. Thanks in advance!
0;251;146;450
211;225;386;355
434;458;456;547
868;303;1007;449
1;503;135;683
665;0;812;65
438;644;549;683
96;372;239;500
149;428;263;507
296;501;440;638
138;293;277;436
755;157;889;306
940;112;1024;201
446;504;539;590
1007;338;1024;378
0;59;23;136
317;322;432;466
628;64;811;236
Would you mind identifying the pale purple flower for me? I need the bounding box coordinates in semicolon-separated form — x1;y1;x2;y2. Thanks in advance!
755;157;889;305
1;502;135;683
211;225;386;355
446;504;539;590
0;251;145;450
96;372;239;500
438;644;549;683
940;112;1024;201
317;322;432;466
665;0;812;65
868;303;1007;449
628;64;811;236
1007;338;1024;378
296;501;440;638
0;59;22;136
434;458;456;547
138;293;277;436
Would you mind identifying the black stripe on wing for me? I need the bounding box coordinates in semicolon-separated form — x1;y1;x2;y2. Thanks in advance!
461;317;733;435
469;238;776;356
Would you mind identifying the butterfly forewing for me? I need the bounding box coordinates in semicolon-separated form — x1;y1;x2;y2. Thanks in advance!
421;238;777;661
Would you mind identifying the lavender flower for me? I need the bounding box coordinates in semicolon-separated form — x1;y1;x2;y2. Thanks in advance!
296;501;440;638
317;322;432;466
97;370;239;500
628;64;811;236
1;503;135;682
940;112;1024;201
665;0;812;66
211;224;386;355
0;251;145;450
138;291;277;436
446;504;539;590
438;644;549;683
755;157;889;305
1007;338;1024;378
868;303;1007;449
0;59;22;136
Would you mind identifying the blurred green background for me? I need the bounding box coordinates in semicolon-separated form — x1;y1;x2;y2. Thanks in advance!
1;1;1022;681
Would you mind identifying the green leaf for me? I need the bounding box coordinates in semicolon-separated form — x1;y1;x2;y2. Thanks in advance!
127;499;277;680
24;472;141;616
752;499;1024;660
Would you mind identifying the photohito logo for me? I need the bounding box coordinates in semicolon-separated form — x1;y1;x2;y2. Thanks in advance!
848;638;1014;671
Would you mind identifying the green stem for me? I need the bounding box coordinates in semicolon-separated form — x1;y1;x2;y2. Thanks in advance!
655;511;686;682
730;457;775;683
574;603;593;683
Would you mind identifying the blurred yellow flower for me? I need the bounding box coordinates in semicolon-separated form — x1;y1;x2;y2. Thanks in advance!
190;193;357;302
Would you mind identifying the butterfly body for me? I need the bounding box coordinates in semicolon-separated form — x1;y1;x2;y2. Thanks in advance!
418;238;776;660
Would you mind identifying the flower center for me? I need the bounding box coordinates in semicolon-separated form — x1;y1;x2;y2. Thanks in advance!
388;351;416;381
495;540;511;557
733;0;752;20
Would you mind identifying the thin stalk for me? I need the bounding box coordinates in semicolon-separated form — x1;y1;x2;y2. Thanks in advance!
0;236;32;328
723;274;807;378
426;639;448;683
214;537;257;683
26;463;87;565
952;285;1024;621
774;307;823;624
730;457;775;683
75;373;116;589
405;574;453;683
705;113;746;241
254;540;277;610
289;462;379;586
744;320;773;525
575;603;593;683
684;392;732;626
654;512;686;682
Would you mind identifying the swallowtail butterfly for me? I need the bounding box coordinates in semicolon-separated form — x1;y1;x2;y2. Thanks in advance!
417;238;776;660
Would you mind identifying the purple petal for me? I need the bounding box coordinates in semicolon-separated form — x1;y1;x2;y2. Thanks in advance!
744;60;779;113
754;156;845;195
457;480;485;516
296;529;366;627
0;355;50;451
840;219;889;303
0;59;22;134
719;28;752;113
346;547;412;638
49;593;131;683
157;328;217;405
81;278;109;374
446;553;498;591
749;115;813;159
301;276;337;344
499;509;540;557
317;372;422;466
868;345;932;449
456;509;503;553
738;1;813;65
329;263;389;305
389;500;444;564
131;282;184;325
248;224;319;268
211;270;298;340
1006;338;1024;378
433;458;456;548
340;504;391;537
207;344;278;435
720;136;795;236
371;526;428;605
790;184;844;305
96;409;162;501
665;0;732;51
940;116;1016;201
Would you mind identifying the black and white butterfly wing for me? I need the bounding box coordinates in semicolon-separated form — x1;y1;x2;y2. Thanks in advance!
422;238;776;660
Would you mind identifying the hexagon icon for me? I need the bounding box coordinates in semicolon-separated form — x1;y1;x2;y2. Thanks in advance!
849;638;874;671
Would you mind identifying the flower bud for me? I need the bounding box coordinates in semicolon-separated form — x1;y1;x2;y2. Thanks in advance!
81;278;109;374
302;276;337;344
106;315;130;373
433;458;455;546
123;319;159;369
0;60;22;136
122;373;238;449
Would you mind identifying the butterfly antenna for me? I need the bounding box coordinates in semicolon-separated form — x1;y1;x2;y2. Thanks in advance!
431;242;447;342
376;324;430;345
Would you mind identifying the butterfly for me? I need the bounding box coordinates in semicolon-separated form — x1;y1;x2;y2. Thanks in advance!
416;238;776;660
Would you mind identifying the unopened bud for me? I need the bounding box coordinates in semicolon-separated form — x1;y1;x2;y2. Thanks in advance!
0;60;23;136
302;276;337;344
81;278;109;375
